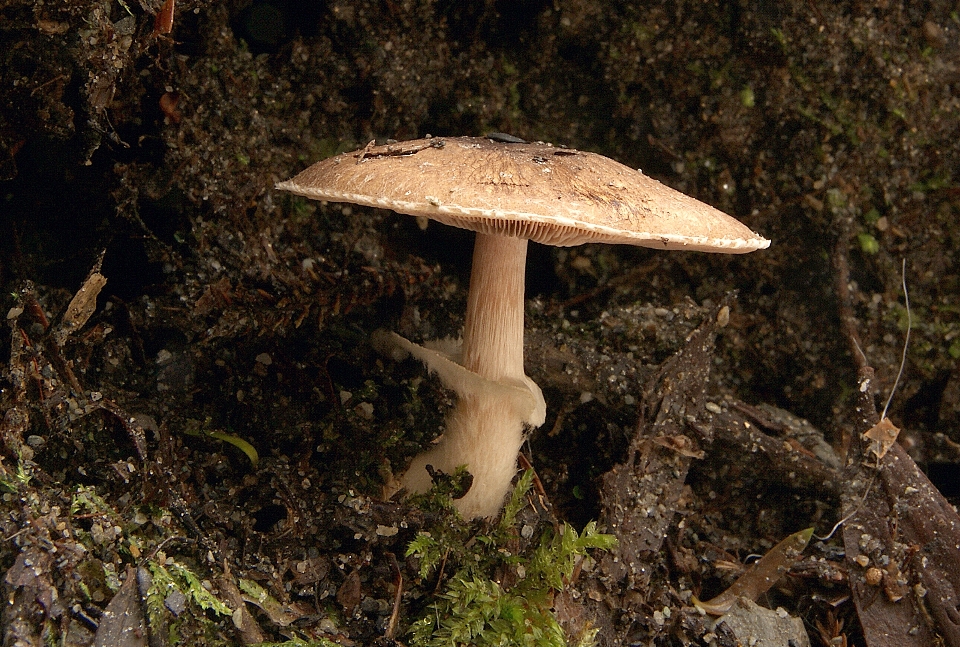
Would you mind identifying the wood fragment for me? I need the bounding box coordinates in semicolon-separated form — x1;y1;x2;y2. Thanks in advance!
842;369;960;647
385;553;403;640
599;296;729;591
832;227;960;645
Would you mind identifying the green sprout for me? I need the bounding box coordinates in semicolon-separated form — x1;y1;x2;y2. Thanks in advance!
857;232;880;254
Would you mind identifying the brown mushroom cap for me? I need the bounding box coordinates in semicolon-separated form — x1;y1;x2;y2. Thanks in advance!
276;136;770;253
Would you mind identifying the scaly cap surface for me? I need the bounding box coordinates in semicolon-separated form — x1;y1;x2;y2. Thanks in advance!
277;136;770;252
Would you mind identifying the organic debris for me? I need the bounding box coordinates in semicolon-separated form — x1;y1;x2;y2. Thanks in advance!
694;527;814;616
93;566;149;647
599;296;731;594
2;1;960;645
711;597;810;647
842;368;960;647
861;417;901;463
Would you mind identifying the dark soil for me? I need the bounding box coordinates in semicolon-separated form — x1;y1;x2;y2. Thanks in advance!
2;1;959;646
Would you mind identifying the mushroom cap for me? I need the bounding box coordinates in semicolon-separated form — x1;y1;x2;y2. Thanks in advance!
276;136;770;253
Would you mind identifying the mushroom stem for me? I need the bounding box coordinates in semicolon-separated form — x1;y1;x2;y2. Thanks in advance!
398;233;545;518
461;234;528;382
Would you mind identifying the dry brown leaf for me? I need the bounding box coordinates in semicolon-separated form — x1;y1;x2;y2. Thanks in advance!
93;566;148;647
694;527;813;615
862;417;900;461
54;254;108;346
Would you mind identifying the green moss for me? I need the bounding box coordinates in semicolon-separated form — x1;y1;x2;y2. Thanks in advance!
909;172;951;193
826;188;847;211
148;559;233;618
0;454;31;492
144;558;233;646
948;338;960;360
857;232;880;254
253;638;341;647
406;471;617;647
770;27;788;51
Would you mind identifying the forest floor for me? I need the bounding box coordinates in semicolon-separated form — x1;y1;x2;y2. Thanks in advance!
2;1;959;645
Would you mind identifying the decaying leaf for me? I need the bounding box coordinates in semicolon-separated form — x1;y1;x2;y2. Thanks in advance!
862;417;900;461
600;297;730;593
54;253;107;346
651;434;705;459
336;569;362;613
94;566;148;647
694;527;813;615
219;570;265;645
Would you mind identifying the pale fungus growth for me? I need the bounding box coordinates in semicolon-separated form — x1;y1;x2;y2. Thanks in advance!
277;135;769;519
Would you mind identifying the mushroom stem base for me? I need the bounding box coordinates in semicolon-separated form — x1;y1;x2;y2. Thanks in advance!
400;394;529;520
386;331;545;519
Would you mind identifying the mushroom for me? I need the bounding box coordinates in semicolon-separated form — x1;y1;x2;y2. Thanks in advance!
277;135;769;519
